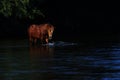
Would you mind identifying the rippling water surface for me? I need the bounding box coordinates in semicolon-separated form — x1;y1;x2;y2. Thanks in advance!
0;39;120;80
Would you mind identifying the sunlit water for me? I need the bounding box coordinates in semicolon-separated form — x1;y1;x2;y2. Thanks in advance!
0;39;120;80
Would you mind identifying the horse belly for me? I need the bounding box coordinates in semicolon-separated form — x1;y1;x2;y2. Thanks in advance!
31;31;40;39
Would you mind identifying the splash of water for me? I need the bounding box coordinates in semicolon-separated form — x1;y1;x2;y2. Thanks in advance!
44;41;77;47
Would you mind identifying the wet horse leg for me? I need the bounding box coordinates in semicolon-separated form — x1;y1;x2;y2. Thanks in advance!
40;36;44;44
29;36;33;45
45;38;49;44
34;38;37;45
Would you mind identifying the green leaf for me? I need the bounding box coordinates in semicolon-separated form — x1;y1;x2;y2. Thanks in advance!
0;0;45;19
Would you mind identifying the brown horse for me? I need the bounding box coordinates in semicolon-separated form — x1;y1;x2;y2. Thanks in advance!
28;23;54;45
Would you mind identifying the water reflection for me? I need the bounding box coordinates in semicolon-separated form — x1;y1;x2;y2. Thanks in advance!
1;40;120;80
29;45;54;60
29;45;54;80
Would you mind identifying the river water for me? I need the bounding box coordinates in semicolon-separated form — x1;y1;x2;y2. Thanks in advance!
0;39;120;80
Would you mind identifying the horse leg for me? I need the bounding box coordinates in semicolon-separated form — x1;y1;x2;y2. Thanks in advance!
34;38;37;45
29;36;33;46
45;38;49;44
40;36;44;44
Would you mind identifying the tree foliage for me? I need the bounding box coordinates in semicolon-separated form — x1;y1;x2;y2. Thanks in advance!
0;0;45;19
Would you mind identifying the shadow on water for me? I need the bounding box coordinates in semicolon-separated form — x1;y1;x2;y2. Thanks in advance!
0;39;120;80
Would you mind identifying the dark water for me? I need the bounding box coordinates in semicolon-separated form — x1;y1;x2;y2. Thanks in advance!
0;39;120;80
